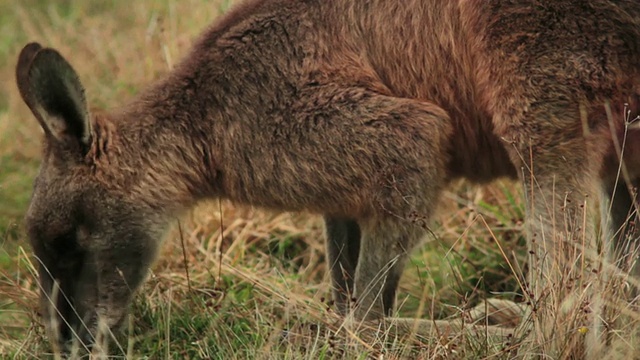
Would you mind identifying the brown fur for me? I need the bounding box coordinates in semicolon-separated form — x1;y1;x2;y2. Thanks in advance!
15;0;640;355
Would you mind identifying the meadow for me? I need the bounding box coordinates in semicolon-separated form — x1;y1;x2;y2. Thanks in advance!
0;1;637;359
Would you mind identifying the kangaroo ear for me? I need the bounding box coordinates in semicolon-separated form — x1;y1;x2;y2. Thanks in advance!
16;43;92;149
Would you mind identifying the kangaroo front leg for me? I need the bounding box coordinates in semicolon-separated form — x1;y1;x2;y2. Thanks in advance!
324;216;361;314
350;219;422;321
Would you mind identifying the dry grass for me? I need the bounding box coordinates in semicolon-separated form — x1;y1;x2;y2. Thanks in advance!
0;1;638;359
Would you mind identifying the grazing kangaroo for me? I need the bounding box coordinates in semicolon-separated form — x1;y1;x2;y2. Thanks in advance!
15;0;640;355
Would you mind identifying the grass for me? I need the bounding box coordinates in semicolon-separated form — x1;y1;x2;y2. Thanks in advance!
0;1;638;359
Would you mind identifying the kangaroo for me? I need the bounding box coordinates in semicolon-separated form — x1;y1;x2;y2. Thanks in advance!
15;0;640;355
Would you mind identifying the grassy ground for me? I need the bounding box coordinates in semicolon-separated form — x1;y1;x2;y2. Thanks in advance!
0;1;637;359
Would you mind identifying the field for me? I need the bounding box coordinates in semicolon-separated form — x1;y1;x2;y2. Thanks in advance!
0;1;638;359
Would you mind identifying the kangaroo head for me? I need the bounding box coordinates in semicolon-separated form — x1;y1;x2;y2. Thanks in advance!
16;43;163;350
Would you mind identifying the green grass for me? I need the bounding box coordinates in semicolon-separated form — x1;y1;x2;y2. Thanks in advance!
1;1;639;359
